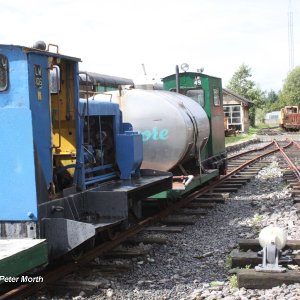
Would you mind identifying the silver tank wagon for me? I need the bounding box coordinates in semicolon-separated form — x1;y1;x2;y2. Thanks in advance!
90;89;210;171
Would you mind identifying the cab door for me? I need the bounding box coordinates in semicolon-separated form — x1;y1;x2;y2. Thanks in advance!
28;53;53;189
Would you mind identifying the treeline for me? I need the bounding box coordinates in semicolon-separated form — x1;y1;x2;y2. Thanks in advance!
226;64;300;126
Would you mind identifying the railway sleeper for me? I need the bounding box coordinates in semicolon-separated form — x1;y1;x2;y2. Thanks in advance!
161;216;196;225
125;235;168;245
199;192;229;198
177;208;207;215
293;197;300;204
294;203;300;216
218;183;244;188
103;245;151;258
222;178;249;184
237;238;300;251
231;235;300;289
47;279;111;293
210;187;239;193
238;269;300;289
193;197;225;203
143;226;184;233
292;190;300;197
187;202;216;209
230;249;300;268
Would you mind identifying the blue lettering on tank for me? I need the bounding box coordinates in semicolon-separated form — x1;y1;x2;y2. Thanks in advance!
141;128;169;142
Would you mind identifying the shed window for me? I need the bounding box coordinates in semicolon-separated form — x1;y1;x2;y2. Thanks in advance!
224;105;242;128
0;55;8;91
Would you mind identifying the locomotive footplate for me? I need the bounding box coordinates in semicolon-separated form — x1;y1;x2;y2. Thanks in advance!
39;170;172;258
93;169;173;200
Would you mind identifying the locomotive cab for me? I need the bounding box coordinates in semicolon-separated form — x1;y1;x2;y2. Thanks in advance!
162;70;227;175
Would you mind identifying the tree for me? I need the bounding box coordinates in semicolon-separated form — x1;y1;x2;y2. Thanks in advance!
263;89;281;112
280;66;300;106
227;64;263;127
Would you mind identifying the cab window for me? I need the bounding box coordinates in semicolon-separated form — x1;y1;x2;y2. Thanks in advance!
213;88;220;106
0;55;8;91
186;89;205;107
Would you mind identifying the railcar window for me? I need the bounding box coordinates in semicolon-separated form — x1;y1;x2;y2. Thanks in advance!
186;89;205;107
0;55;8;91
213;88;220;106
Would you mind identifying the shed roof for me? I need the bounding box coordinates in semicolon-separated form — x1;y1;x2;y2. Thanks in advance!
223;88;253;106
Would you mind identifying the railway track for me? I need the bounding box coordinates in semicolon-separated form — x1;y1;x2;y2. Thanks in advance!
230;138;300;289
2;138;300;298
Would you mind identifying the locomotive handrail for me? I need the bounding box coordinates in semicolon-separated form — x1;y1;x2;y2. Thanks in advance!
47;43;59;53
52;67;62;149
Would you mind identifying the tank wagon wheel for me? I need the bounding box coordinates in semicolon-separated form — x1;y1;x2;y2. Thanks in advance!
103;227;120;241
68;237;96;261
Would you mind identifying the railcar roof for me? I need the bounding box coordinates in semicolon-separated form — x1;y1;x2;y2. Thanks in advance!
79;71;134;85
162;71;221;81
0;44;81;62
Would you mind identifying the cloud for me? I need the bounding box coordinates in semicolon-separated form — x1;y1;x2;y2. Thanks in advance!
0;0;299;91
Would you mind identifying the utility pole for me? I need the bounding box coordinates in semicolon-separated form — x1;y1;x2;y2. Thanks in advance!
141;63;147;76
288;0;294;71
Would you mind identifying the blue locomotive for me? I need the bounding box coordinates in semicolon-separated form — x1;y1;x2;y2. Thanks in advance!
0;42;172;279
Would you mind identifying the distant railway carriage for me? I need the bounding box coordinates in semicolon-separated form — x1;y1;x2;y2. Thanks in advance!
264;111;280;126
280;106;300;131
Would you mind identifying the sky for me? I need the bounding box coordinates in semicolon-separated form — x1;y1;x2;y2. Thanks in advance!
0;0;299;92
